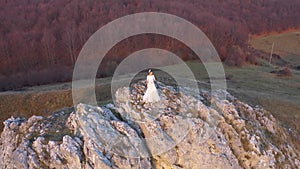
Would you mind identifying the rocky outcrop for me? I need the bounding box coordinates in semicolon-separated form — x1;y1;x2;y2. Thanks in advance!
1;81;299;169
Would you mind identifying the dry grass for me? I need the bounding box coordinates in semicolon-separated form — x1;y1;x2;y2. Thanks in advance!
251;31;300;57
0;78;113;131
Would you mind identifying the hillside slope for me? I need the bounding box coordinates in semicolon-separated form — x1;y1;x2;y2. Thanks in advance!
250;30;300;67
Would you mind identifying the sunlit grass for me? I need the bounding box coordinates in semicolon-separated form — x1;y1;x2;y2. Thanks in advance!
250;31;300;61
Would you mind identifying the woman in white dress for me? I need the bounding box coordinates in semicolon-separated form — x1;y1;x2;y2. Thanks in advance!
143;70;160;103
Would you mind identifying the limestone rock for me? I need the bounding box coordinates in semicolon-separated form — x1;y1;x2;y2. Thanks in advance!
0;81;299;169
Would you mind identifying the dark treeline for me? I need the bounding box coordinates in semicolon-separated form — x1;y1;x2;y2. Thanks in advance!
0;0;300;91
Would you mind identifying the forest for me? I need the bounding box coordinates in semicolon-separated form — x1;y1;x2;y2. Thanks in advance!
0;0;300;90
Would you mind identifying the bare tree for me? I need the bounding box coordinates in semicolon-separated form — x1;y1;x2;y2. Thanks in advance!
0;35;12;61
63;24;78;65
78;25;92;47
42;30;56;66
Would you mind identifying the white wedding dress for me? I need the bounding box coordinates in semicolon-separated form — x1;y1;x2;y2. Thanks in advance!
143;75;160;103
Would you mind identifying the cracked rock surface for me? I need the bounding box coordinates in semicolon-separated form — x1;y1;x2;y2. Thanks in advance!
1;81;299;169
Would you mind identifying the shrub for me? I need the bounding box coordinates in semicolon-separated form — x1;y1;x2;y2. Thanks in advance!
225;45;246;66
270;67;292;77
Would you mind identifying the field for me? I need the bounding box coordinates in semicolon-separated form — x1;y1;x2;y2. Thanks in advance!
250;29;300;65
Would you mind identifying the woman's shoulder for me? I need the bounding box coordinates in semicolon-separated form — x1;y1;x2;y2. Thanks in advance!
147;75;155;79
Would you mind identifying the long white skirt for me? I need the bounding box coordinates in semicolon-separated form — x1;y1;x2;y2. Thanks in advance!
143;83;160;103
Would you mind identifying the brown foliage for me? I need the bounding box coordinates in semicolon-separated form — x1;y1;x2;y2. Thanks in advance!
225;45;246;66
0;0;300;90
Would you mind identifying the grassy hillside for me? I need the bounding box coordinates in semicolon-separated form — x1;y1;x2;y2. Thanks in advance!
192;62;300;125
250;30;300;65
1;61;299;135
247;30;300;142
0;78;112;130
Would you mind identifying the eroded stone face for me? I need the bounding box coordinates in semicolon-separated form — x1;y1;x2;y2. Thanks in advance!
0;81;299;169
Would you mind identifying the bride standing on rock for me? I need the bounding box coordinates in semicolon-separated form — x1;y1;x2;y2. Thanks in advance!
143;69;160;103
